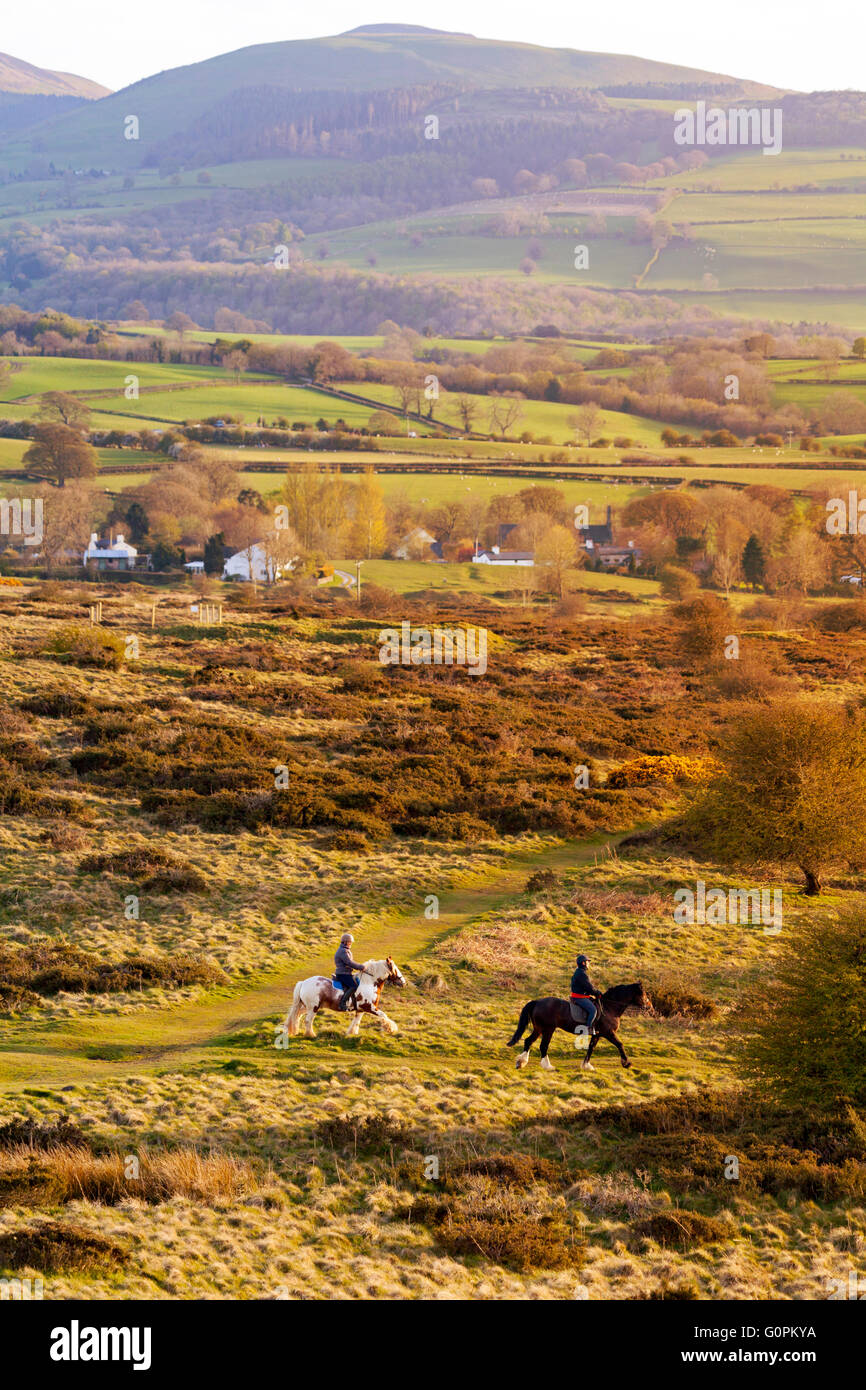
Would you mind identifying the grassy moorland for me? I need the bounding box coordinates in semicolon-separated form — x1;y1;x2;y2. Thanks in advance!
0;578;864;1298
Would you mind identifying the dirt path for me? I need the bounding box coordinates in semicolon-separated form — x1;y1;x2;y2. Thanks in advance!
0;832;625;1092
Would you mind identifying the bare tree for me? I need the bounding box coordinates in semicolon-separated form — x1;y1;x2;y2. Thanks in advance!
452;394;480;434
36;392;91;432
488;392;525;438
261;521;300;584
536;524;578;599
39;484;94;570
569;402;603;447
224;505;265;591
503;563;537;608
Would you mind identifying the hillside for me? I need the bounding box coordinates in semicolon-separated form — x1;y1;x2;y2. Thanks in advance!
0;25;778;169
0;28;862;336
0;51;109;99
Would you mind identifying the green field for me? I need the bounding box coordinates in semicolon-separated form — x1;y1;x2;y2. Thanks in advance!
0;358;223;399
349;556;660;601
648;147;866;192
354;382;667;445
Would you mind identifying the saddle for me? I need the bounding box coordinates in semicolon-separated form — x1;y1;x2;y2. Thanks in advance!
569;997;600;1033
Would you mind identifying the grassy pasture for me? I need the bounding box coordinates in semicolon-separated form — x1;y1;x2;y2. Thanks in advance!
353;382;667;445
649;147;866;192
0;358;220;400
304;226;649;286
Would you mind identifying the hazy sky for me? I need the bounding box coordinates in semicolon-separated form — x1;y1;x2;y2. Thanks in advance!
4;2;860;94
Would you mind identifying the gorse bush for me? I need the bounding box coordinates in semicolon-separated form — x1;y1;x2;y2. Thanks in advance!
744;906;866;1110
0;1117;90;1151
0;1221;128;1272
607;754;719;789
407;1173;585;1272
0;941;226;1008
45;624;129;670
674;594;730;660
315;1113;414;1154
631;1209;728;1251
79;847;207;892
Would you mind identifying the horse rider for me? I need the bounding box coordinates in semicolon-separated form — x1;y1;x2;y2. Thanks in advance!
334;932;366;1011
570;953;603;1034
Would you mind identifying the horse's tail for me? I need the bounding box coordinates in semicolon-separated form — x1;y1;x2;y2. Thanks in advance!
508;1000;535;1046
285;981;303;1037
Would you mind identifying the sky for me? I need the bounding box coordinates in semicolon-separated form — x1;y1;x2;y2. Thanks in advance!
3;1;860;94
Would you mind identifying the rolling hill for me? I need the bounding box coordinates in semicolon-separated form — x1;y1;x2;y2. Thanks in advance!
0;51;109;98
0;24;779;169
0;26;862;336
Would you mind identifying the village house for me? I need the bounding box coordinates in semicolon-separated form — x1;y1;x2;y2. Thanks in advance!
222;543;296;583
474;545;535;566
393;527;443;560
83;533;145;571
588;541;643;570
577;505;614;549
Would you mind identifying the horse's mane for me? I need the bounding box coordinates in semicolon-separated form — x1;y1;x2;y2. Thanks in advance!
602;982;642;1002
361;959;390;974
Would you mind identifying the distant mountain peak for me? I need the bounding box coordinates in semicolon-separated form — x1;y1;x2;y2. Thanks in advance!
341;24;474;37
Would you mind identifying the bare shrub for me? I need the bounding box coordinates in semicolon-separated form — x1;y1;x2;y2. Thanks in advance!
0;1145;257;1207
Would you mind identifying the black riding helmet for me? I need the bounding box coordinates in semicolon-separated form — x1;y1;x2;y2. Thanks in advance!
576;954;589;965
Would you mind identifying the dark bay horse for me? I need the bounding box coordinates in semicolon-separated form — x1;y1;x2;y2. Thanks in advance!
508;983;654;1072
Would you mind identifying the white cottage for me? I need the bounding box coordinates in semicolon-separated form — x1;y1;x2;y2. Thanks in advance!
223;543;294;584
83;532;139;570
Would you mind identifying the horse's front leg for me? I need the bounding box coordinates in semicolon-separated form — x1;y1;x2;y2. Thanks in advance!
373;1006;398;1035
539;1030;555;1069
606;1027;630;1069
582;1033;598;1071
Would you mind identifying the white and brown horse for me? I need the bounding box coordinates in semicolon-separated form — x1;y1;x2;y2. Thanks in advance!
285;957;406;1038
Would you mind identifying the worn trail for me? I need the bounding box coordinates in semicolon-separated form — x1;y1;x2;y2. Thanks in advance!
0;833;624;1092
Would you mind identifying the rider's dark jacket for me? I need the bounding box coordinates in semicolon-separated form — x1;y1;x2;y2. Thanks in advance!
335;944;363;975
570;966;601;998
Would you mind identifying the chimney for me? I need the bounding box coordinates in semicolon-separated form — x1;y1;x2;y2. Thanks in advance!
606;505;612;526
